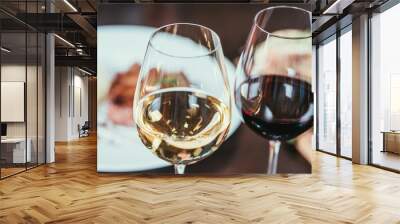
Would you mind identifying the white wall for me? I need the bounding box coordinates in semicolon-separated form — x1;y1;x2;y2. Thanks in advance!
1;63;46;164
55;67;69;141
1;65;36;138
54;67;89;141
1;65;26;139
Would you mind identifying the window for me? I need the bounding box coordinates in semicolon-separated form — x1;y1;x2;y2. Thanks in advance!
317;37;337;154
339;29;352;158
0;1;47;179
370;3;400;171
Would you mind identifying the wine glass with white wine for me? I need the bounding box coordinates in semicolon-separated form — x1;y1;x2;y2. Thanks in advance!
133;23;231;175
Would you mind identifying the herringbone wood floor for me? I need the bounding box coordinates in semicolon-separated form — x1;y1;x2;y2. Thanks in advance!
0;135;399;224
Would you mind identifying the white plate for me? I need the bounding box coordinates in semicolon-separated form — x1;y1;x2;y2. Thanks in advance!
97;25;241;172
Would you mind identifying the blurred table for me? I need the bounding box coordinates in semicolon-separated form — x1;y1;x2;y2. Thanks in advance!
1;138;32;164
382;131;400;154
145;125;311;174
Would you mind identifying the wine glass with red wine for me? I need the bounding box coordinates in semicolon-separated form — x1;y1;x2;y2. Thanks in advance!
235;6;312;174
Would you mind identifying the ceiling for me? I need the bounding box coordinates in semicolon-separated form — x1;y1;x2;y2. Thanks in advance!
0;0;390;75
0;0;97;73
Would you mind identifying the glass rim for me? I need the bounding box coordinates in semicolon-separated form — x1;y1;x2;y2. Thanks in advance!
254;6;312;40
148;22;222;58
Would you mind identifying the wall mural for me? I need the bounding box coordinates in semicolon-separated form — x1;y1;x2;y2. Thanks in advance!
97;3;313;174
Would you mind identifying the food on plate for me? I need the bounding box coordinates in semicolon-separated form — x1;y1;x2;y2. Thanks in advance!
107;64;140;126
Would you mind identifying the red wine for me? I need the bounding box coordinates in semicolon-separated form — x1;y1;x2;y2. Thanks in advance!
236;75;313;141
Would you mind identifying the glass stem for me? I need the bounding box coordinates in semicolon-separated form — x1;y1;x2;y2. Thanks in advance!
267;140;281;175
174;164;186;175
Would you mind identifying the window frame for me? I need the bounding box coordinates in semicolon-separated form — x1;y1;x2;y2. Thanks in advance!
315;24;353;160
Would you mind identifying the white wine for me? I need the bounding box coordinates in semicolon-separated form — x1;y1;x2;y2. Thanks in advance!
135;89;230;165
